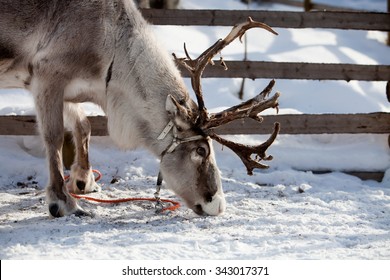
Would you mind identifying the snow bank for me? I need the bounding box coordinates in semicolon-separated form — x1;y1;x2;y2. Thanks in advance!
0;0;389;260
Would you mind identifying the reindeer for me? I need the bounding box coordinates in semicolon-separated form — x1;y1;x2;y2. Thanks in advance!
0;0;280;217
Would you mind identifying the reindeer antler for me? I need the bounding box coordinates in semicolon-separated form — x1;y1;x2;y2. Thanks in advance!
202;79;280;131
173;17;281;174
209;123;280;175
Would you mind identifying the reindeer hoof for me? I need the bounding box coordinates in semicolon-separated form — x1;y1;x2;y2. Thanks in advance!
68;178;101;194
68;166;101;194
49;203;61;218
74;208;94;218
91;182;101;193
76;180;86;192
48;202;92;218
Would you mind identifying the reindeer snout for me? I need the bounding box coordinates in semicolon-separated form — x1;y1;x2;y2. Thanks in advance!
197;193;226;216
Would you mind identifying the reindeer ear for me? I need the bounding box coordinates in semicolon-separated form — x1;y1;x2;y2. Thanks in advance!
166;95;193;129
166;95;187;118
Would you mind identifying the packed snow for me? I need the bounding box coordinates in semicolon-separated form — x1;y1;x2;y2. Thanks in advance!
0;0;389;260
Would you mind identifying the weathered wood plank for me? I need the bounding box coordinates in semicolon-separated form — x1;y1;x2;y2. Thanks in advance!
263;0;366;12
310;170;385;182
343;172;385;181
214;113;390;135
1;113;389;136
141;9;390;31
0;115;108;136
87;116;109;136
388;0;390;46
0;115;38;136
178;61;390;81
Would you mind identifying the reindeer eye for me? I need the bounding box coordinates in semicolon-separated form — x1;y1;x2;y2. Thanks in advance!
196;147;206;157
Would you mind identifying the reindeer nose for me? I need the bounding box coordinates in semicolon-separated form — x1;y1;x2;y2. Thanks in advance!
205;192;213;203
194;204;204;215
76;180;86;192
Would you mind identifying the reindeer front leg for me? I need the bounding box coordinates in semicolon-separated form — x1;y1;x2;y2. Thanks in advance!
32;81;89;218
64;103;100;194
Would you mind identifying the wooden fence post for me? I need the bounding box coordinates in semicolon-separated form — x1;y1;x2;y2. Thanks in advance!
387;81;390;149
388;0;390;46
304;0;312;11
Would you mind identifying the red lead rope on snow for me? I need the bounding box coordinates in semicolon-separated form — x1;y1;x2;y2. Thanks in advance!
64;170;180;213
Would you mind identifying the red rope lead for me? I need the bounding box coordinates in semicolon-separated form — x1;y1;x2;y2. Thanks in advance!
65;169;180;212
91;169;102;182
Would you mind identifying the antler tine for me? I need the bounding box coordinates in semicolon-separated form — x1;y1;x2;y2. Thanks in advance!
202;80;280;131
183;43;192;60
228;17;278;43
209;122;281;175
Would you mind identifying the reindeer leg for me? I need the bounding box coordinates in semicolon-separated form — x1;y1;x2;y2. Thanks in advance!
64;103;100;194
32;82;89;218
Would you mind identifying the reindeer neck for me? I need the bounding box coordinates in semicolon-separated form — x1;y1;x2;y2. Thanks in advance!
103;2;189;157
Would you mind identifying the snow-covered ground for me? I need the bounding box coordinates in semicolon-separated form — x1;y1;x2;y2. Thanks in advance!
0;0;389;260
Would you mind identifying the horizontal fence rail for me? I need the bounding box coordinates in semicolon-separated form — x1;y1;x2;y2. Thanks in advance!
179;61;390;81
1;113;389;136
214;113;390;135
262;0;368;12
141;9;390;31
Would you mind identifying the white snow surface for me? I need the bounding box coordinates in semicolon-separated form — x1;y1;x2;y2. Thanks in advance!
0;0;389;260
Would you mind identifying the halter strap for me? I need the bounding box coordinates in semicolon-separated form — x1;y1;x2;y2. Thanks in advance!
158;120;204;154
156;120;205;190
157;121;175;140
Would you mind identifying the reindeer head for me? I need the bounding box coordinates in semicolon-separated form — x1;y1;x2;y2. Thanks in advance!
159;17;280;215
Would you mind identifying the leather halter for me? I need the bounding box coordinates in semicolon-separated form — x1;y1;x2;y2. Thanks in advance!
155;120;205;202
157;120;204;155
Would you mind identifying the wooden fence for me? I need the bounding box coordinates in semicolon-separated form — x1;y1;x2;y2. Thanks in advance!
262;0;367;12
1;8;389;181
